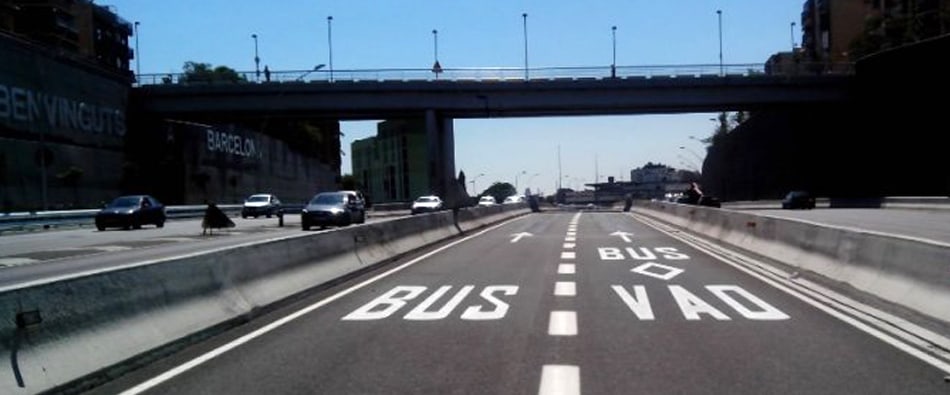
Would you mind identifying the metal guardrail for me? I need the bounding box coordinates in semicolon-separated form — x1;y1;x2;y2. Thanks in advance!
134;63;854;86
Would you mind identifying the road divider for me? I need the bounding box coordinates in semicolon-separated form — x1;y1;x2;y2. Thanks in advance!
0;204;528;394
633;201;950;327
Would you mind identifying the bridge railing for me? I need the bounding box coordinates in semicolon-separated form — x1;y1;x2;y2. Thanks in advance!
134;63;853;86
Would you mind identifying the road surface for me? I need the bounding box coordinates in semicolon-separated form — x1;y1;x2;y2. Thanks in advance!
749;209;950;244
87;211;949;394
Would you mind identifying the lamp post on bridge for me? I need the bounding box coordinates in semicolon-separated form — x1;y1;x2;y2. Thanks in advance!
514;170;526;192
327;16;334;82
251;33;260;82
133;21;140;78
717;9;723;77
522;12;529;81
790;22;797;51
611;25;617;78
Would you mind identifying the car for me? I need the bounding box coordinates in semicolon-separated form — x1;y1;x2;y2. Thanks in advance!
477;195;497;206
698;196;722;208
301;191;366;230
782;190;816;209
241;193;281;218
502;195;525;204
95;195;166;230
411;195;443;214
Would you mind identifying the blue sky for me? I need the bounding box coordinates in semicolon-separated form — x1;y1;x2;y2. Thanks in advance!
108;0;804;194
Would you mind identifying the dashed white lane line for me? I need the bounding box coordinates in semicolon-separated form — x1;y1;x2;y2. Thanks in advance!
0;257;39;267
92;245;133;252
557;264;576;274
554;281;576;297
538;365;581;395
548;311;578;336
566;232;576;237
560;251;576;260
562;243;575;249
564;236;576;242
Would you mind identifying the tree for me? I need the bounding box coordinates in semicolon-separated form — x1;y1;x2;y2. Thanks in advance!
482;182;516;204
341;174;361;190
180;61;246;83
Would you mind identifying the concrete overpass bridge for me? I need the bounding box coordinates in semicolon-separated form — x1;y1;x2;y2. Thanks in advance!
132;63;855;204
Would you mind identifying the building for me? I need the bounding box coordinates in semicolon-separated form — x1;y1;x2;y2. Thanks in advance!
1;0;133;78
801;0;867;65
351;119;431;203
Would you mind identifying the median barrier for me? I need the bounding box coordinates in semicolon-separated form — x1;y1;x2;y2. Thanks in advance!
0;204;529;394
633;201;950;326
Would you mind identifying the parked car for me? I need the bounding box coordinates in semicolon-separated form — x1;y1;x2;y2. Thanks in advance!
782;191;816;209
95;195;166;230
301;191;366;230
698;196;722;208
411;195;443;214
242;193;281;218
477;195;497;206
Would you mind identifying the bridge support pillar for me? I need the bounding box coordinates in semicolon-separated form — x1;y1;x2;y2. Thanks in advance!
425;110;459;207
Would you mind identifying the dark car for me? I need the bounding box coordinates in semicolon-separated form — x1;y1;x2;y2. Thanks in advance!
95;195;166;230
301;191;366;230
782;191;816;209
698;196;722;208
241;194;282;218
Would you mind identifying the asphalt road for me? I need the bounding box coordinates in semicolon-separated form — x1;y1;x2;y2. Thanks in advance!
0;214;400;289
749;209;950;244
89;211;949;395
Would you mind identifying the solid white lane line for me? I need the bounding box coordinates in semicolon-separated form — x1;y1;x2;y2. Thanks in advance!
118;215;529;395
554;281;576;297
548;311;578;336
562;243;575;249
557;264;576;274
538;365;581;395
632;213;950;375
560;251;576;260
564;236;576;242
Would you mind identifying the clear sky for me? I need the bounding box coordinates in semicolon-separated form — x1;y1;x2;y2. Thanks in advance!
107;0;804;195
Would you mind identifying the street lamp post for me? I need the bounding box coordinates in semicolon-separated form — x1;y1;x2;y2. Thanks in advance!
679;146;704;163
790;22;797;51
611;25;617;78
470;173;485;195
716;9;723;76
327;16;334;82
251;33;260;82
133;21;140;78
515;170;526;191
522;13;529;81
527;173;540;194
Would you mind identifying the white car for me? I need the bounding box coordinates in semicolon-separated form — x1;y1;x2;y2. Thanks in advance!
503;195;525;204
477;196;497;206
411;195;443;214
242;194;281;218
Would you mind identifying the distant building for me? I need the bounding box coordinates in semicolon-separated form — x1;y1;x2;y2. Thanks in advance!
1;0;133;78
351;119;431;203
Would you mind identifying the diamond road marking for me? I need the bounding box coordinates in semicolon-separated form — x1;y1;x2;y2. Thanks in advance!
631;262;684;281
0;257;39;267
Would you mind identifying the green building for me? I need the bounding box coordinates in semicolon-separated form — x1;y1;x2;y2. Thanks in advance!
351;119;431;203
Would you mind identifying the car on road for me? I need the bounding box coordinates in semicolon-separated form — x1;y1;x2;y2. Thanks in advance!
502;195;525;204
477;195;497;206
782;190;816;209
698;195;722;208
241;194;282;218
301;191;366;230
411;195;443;214
95;195;165;230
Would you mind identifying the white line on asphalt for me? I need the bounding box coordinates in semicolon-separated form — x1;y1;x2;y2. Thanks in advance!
117;215;530;395
632;213;950;375
548;311;578;336
557;264;576;274
564;236;576;242
538;365;580;395
560;251;576;260
554;281;576;297
563;243;575;249
566;232;576;237
92;245;133;252
0;257;38;267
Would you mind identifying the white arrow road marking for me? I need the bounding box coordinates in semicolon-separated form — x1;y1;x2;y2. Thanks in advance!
510;232;533;243
610;231;634;243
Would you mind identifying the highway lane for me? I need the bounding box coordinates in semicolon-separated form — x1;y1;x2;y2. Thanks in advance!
749;208;950;244
0;215;399;289
89;211;949;394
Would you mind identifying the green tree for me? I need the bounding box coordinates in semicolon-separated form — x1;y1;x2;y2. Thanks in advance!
180;61;246;83
341;174;361;190
482;182;516;204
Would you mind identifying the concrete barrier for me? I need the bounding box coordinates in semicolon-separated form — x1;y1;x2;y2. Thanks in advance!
634;201;950;326
0;205;528;394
